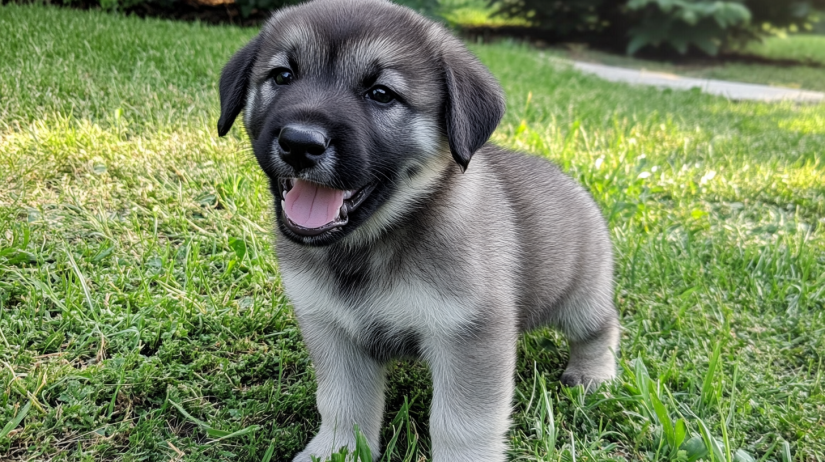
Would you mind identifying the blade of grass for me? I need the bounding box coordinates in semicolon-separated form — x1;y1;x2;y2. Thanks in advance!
64;246;99;322
205;425;260;444
261;440;276;462
702;341;723;408
167;398;230;438
353;424;373;462
0;400;31;438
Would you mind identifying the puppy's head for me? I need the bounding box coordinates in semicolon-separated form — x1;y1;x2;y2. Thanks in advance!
218;0;504;246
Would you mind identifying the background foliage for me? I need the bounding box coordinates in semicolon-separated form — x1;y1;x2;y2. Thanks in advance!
625;0;752;55
27;0;825;56
54;0;439;21
489;0;825;55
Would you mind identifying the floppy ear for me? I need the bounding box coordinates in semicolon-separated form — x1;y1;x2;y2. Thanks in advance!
217;35;261;137
443;48;506;171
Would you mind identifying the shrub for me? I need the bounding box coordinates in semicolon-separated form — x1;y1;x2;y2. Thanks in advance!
488;0;825;56
398;0;440;17
53;0;437;21
626;0;751;55
744;0;825;36
233;0;301;18
491;0;611;36
231;0;438;18
488;0;631;45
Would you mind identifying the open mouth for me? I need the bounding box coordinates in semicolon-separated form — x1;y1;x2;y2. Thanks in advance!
279;178;376;237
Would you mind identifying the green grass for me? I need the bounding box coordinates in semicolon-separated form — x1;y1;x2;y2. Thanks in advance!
694;35;825;91
438;0;528;27
441;4;825;92
439;2;825;92
684;63;825;92
550;37;825;93
741;35;825;66
1;4;824;462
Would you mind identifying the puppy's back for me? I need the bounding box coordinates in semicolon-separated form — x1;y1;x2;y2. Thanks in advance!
478;146;614;331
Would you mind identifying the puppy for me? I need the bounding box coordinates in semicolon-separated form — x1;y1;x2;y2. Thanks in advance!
217;1;619;460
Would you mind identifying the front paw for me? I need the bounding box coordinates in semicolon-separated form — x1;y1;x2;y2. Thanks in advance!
293;446;344;462
292;444;347;462
293;449;334;462
292;431;357;462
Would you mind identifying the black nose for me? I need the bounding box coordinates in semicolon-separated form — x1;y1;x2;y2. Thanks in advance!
277;126;329;173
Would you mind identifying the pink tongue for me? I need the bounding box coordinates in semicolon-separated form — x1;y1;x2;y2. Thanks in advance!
284;180;345;228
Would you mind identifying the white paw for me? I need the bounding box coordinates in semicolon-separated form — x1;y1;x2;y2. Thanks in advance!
560;361;616;392
292;430;357;462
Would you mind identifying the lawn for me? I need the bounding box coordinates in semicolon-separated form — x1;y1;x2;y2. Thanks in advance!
439;0;528;27
1;4;824;462
550;34;825;93
442;2;825;93
742;35;825;66
691;35;825;92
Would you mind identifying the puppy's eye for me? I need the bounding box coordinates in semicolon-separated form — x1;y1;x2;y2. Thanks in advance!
272;68;293;86
367;86;396;104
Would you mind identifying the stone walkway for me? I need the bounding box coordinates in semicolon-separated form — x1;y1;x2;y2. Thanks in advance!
571;61;825;103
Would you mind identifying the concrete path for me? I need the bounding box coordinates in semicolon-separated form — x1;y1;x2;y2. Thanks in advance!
571;61;825;103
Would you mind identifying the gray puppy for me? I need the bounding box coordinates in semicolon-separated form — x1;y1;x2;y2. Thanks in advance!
217;0;619;460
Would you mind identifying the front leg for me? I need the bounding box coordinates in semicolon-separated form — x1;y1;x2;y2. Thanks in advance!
293;321;386;462
425;323;517;462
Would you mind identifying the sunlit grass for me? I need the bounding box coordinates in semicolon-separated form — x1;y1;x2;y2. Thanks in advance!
687;62;825;92
544;44;825;92
1;4;824;462
741;34;825;65
438;0;528;27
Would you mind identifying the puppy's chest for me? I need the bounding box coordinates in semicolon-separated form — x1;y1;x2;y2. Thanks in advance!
280;247;472;340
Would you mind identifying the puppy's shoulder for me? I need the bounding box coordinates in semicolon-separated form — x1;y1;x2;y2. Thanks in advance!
476;143;570;185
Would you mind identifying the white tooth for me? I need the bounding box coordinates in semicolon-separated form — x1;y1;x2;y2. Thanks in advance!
281;200;285;210
343;190;355;199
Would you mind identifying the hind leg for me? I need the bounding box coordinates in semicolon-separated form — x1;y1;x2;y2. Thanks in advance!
554;290;620;391
560;319;619;390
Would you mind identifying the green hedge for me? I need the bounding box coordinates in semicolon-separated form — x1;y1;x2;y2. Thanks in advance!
57;0;438;19
35;0;825;56
626;0;751;55
228;0;438;18
489;0;825;55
